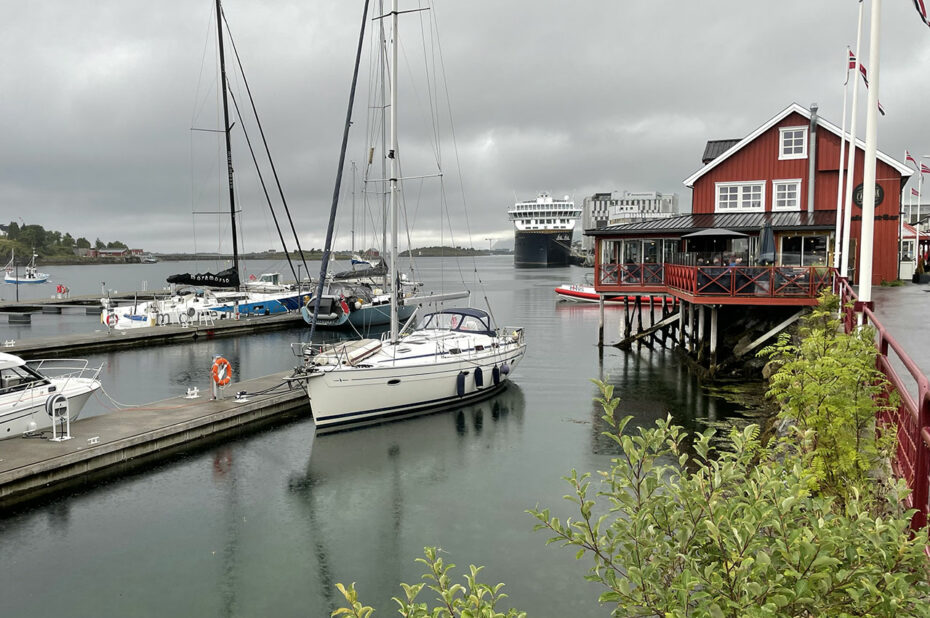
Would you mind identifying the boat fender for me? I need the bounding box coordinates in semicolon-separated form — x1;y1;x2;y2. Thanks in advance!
456;371;467;398
211;357;232;386
354;299;363;310
339;295;350;315
500;362;510;376
45;393;69;418
474;367;483;388
492;365;500;385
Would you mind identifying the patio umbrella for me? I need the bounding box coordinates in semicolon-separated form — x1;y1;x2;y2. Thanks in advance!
759;222;775;264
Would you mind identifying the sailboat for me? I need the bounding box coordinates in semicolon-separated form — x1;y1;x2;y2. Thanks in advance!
100;0;306;330
292;0;526;428
4;249;49;284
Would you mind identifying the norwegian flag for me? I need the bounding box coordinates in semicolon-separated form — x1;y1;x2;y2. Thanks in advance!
857;63;887;116
848;50;857;70
913;188;921;197
907;150;919;166
922;163;930;174
914;0;930;26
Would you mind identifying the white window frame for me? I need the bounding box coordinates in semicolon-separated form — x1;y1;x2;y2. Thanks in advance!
779;126;807;160
772;179;802;212
714;181;765;213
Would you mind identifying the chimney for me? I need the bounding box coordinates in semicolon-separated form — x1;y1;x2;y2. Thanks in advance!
808;103;819;214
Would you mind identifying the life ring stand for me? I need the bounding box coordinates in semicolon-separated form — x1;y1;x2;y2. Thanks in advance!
211;357;232;386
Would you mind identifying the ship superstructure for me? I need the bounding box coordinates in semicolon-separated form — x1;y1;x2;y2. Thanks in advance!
508;193;580;267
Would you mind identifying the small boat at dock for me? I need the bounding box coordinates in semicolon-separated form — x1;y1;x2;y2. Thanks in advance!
555;283;674;306
0;354;102;439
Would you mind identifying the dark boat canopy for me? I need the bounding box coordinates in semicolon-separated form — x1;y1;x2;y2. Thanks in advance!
167;267;240;288
331;258;388;280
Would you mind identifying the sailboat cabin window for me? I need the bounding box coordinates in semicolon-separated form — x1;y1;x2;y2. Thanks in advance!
779;127;807;160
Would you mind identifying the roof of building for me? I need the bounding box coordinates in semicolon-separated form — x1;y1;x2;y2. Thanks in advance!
701;139;741;164
587;210;838;237
682;102;914;188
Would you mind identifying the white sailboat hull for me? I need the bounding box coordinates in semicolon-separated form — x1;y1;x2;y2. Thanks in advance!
303;329;525;427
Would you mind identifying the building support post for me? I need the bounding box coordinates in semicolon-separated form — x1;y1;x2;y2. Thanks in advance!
697;305;706;362
687;302;695;353
677;301;686;349
710;305;719;373
598;294;605;347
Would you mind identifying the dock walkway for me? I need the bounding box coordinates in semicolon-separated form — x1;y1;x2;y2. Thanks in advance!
0;370;307;507
0;312;306;358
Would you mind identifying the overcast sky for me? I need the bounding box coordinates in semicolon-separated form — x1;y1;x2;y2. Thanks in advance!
1;1;929;253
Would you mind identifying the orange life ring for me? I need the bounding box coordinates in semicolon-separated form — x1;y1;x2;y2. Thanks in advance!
211;357;232;386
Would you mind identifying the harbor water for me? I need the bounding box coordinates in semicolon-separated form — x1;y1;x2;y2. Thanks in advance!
0;256;742;617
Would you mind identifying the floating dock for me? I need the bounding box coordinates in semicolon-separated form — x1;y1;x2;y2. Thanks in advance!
0;370;308;507
0;312;306;358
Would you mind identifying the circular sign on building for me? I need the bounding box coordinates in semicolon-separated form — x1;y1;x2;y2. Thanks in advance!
852;183;884;208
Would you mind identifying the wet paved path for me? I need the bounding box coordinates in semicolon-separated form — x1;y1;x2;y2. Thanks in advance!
867;283;930;400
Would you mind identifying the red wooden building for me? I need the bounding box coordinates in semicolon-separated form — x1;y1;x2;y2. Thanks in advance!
588;102;914;303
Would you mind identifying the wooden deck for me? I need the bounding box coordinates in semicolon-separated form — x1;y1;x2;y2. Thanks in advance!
0;370;308;507
594;263;832;306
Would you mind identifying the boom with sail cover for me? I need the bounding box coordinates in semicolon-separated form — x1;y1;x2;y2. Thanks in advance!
166;267;240;288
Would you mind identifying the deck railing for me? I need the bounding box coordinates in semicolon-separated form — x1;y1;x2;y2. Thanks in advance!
597;262;834;300
837;278;930;529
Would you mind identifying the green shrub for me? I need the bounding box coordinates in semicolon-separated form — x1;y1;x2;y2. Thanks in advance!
529;382;930;616
760;293;895;502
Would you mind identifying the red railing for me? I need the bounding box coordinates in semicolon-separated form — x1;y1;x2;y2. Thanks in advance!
836;278;930;529
598;263;833;300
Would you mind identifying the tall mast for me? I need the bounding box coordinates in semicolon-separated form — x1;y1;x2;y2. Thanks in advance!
351;160;356;254
388;0;399;343
216;0;240;277
380;0;389;288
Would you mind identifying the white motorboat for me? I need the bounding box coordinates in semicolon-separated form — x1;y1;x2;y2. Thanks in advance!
293;1;525;427
0;354;102;439
4;250;49;284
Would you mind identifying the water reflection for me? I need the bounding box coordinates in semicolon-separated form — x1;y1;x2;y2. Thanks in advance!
587;346;740;456
286;384;525;616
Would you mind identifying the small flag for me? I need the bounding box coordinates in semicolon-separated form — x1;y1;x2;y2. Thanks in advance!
907;150;918;166
857;63;886;116
922;163;930;174
848;50;857;70
913;188;921;196
913;0;930;26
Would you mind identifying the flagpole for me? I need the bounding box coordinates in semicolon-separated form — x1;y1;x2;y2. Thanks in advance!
841;0;865;280
914;168;924;272
857;0;880;309
900;184;904;275
833;47;851;270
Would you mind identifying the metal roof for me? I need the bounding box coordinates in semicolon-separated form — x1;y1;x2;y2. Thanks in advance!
682;103;914;187
587;210;838;236
701;139;740;164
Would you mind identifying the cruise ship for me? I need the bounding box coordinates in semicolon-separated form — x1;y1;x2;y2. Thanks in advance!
508;193;581;267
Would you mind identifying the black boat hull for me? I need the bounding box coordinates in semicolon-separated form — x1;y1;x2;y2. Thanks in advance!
513;230;572;268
